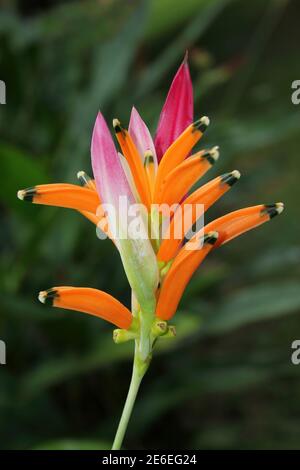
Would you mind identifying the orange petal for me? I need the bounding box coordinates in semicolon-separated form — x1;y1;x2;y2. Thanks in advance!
17;183;100;213
156;232;218;320
205;203;284;247
154;116;209;200
156;146;219;205
113;119;151;209
157;171;240;262
38;286;132;329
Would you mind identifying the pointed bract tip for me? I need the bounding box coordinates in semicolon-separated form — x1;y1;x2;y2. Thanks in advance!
264;202;285;218
221;170;241;187
113;118;122;133
183;50;189;64
194;115;210;133
204;231;219;245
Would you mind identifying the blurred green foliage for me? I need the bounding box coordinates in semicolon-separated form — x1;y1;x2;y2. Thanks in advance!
1;0;300;450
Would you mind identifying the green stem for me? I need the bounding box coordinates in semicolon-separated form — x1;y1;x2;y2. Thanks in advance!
112;343;150;450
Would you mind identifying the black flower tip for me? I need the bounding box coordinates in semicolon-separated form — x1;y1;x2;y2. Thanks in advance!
264;202;284;219
202;146;219;165
77;171;92;187
193;116;210;133
144;150;154;166
112;118;123;133
221;170;241;187
17;187;37;202
203;231;219;245
38;289;58;306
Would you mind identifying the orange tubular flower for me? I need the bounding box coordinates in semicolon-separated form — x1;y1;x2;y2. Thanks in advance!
156;232;219;320
156;146;219;206
38;287;133;329
157;170;241;262
17;54;284;450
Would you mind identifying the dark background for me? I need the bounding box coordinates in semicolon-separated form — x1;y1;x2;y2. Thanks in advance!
0;0;300;450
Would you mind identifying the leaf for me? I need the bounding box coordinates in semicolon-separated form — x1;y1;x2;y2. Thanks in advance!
201;282;300;335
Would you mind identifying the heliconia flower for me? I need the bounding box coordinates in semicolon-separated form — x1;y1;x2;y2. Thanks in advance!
17;54;284;450
17;54;284;333
17;54;284;332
